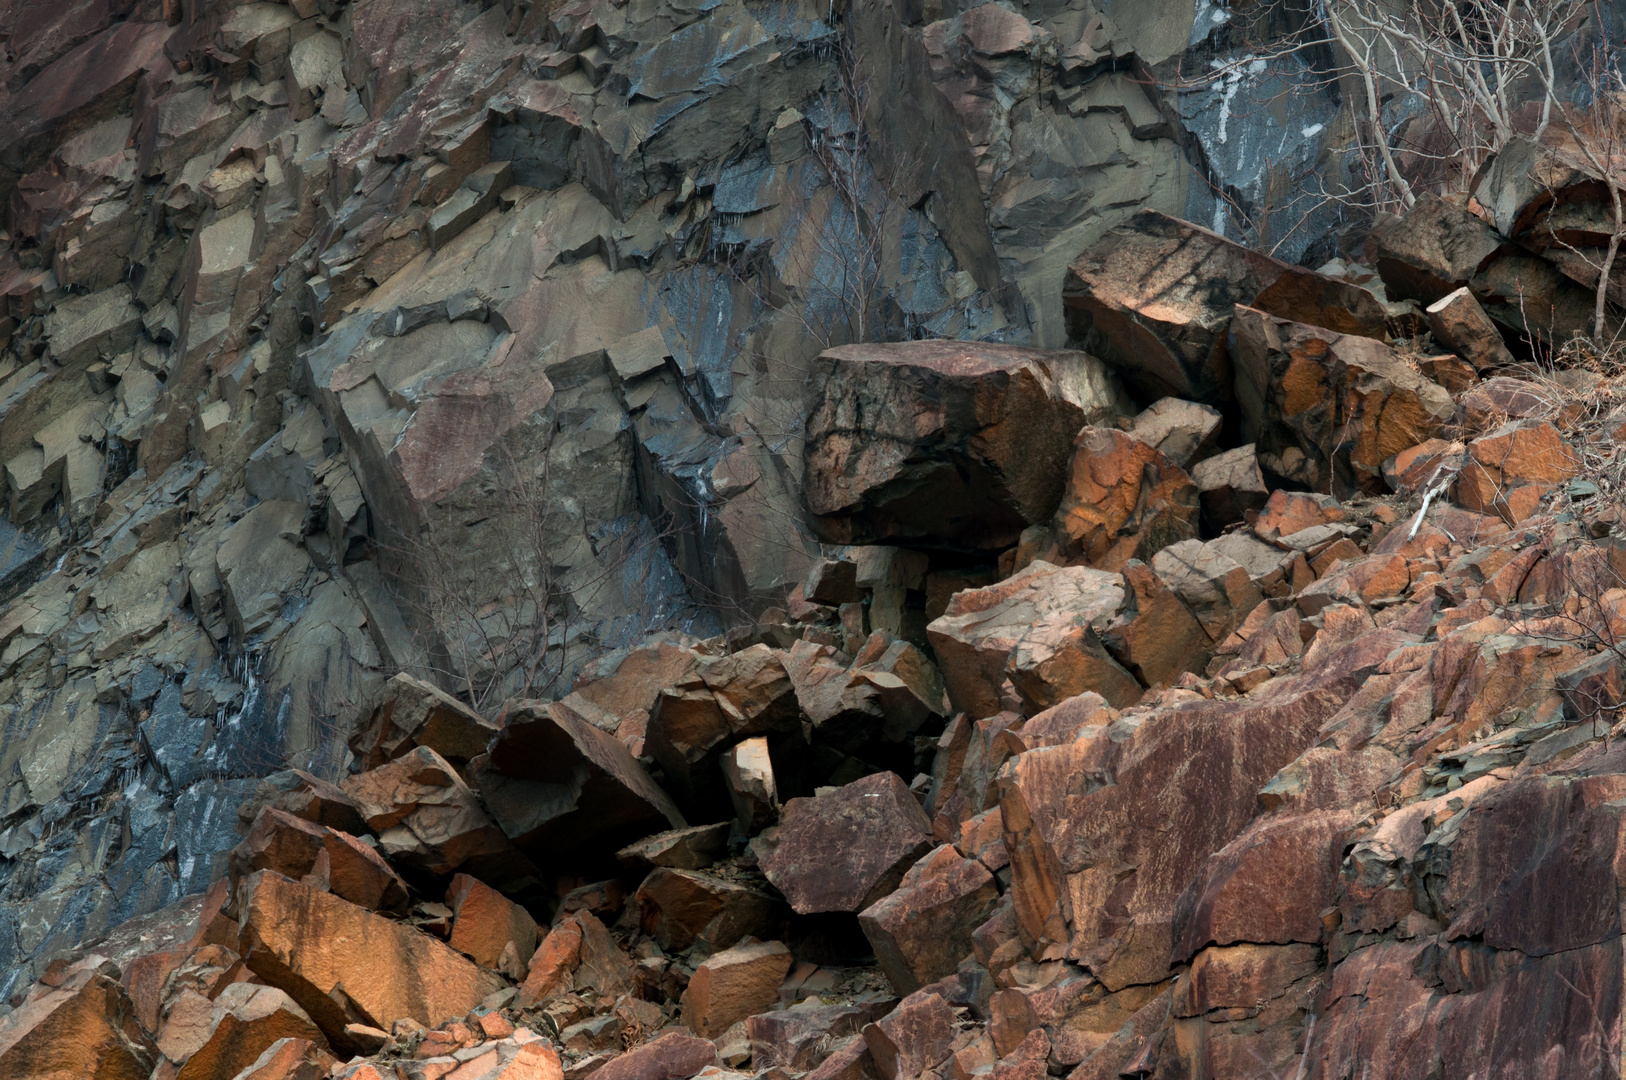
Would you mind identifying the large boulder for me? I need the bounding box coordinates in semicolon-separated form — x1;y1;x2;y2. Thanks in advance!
0;969;156;1080
348;672;500;770
1063;211;1389;405
230;806;410;915
236;871;507;1052
339;746;533;890
1374;192;1505;305
1231;306;1454;494
759;772;934;915
1050;427;1199;570
473;700;685;861
803;340;1125;552
926;561;1142;719
859;844;999;995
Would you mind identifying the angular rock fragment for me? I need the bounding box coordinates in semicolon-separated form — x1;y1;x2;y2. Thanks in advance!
680;940;794;1037
634;868;776;953
341;747;528;886
1151;540;1266;644
616;823;733;871
237;871;506;1049
646;645;799;804
171;983;327;1080
1126;397;1222;468
720;736;778;834
1455;420;1579;525
239;769;369;837
803;340;1124;551
476;701;684;860
0;969;156;1079
221;1037;336;1080
1064;211;1388;405
1374;192;1505;304
859;844;999;994
349;672;500;770
1051;427;1199;570
863;991;957;1080
759;772;933;914
587;1031;718;1080
447;874;540;973
1231;306;1454;494
1189;445;1269;531
231;807;410;915
927;560;1141;718
1425;287;1514;371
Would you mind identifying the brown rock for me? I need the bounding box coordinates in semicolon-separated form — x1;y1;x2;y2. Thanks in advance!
1418;354;1478;394
748;1004;873;1070
238;768;369;838
1099;560;1212;688
1064;210;1388;405
0;969;155;1080
1051;427;1198;570
225;1037;336;1080
1232;306;1454;494
926;560;1141;719
517;916;583;1008
1000;629;1408;989
1382;438;1465;496
1374;191;1505;304
349;673;501;771
720;736;778;834
231;807;409;914
342;747;531;888
1455;420;1579;525
1171;810;1361;961
616;823;733;871
571;638;705;719
1251;490;1346;543
646;645;799;804
805;558;863;605
1189;444;1269;530
863;990;957;1080
859;844;999;995
476;701;684;859
1425;287;1514;371
1151;539;1265;645
635;868;776;953
587;1031;718;1080
759;772;934;915
173;984;327;1080
1458;376;1569;430
237;871;506;1050
447;874;540;972
803;339;1123;551
1171;942;1320;1019
680;940;795;1037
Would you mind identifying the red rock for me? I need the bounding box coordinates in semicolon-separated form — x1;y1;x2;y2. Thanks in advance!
349;673;501;770
476;700;684;859
1232;306;1453;495
680;940;794;1037
237;871;506;1051
239;769;370;838
1064;211;1387;405
803;340;1120;551
634;868;775;953
859;844;999;994
1051;427;1198;570
1000;629;1409;989
0;969;156;1079
231;807;409;914
862;990;957;1080
1170;809;1361;961
586;1031;718;1080
171;984;327;1080
221;1037;336;1080
759;772;934;915
571;639;704;719
1455;420;1579;525
802;1037;873;1080
646;645;799;803
517;917;584;1007
447;874;540;972
341;746;530;885
442;1038;562;1080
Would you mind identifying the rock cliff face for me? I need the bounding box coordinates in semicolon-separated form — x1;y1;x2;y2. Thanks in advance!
3;0;1626;1076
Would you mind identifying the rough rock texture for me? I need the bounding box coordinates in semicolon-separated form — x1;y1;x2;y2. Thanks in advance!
802;340;1125;552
